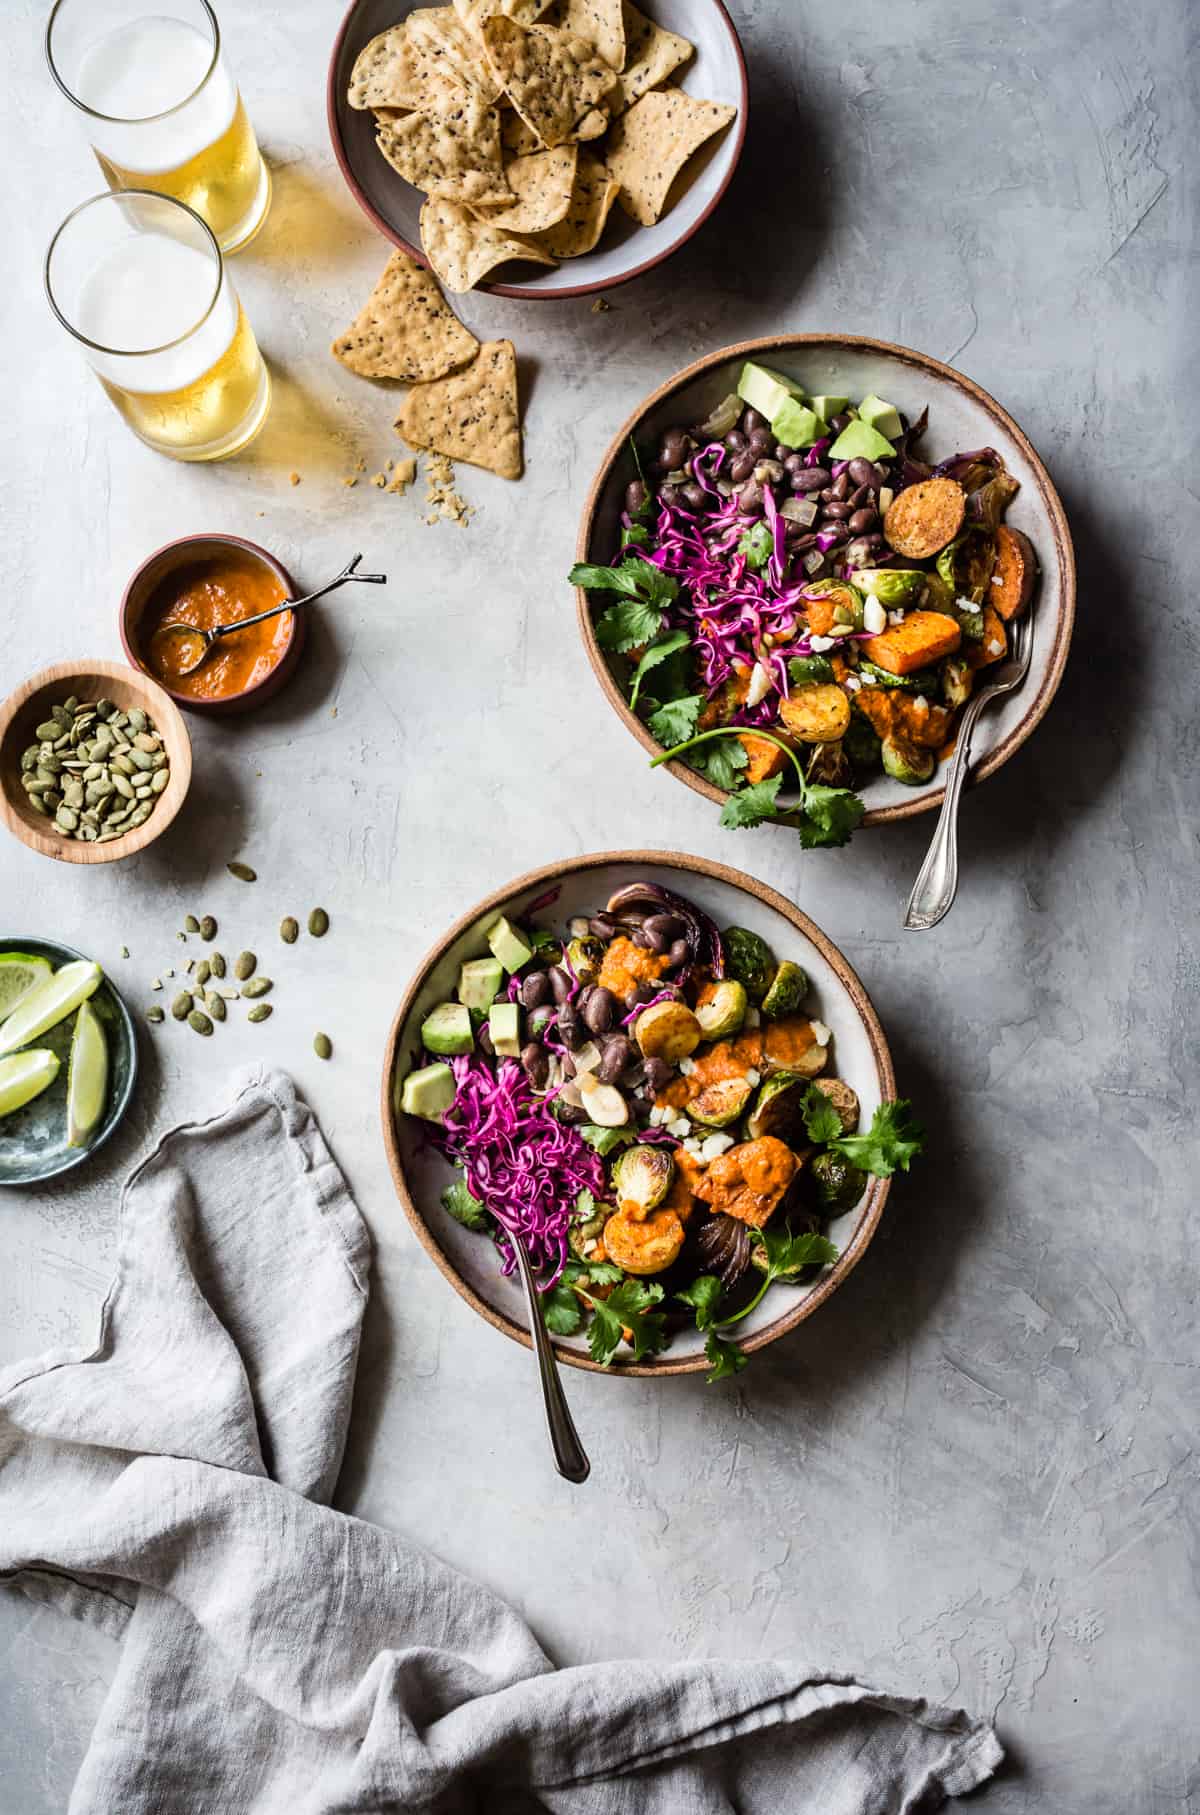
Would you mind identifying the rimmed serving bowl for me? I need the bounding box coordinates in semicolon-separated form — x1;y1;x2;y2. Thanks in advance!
120;532;303;716
0;660;192;865
326;0;748;300
381;850;895;1376
576;333;1076;824
0;935;138;1185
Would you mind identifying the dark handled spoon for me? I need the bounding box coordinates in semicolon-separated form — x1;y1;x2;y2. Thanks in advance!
507;1231;590;1484
150;553;387;676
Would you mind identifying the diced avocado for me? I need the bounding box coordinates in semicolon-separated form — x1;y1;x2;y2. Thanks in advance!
828;419;895;462
422;1002;474;1056
857;393;904;442
737;360;805;421
808;394;848;424
458;956;505;1012
487;915;533;974
771;397;824;449
488;1000;522;1057
399;1061;457;1122
761;960;810;1019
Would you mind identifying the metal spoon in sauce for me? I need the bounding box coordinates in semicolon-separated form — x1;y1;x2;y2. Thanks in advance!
150;554;387;677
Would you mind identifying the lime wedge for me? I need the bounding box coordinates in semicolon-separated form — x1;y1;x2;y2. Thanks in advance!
0;953;53;1020
66;999;109;1148
0;960;102;1057
0;1049;60;1118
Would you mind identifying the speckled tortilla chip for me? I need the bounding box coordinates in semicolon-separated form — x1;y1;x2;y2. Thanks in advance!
420;195;557;291
571;104;609;140
606;86;736;225
398;339;523;479
481;18;618;148
613;2;692;111
547;0;625;71
347;25;468;113
375;96;513;206
501;107;545;153
453;0;555;34
407;6;503;102
331;250;479;382
471;143;577;230
530;148;619;255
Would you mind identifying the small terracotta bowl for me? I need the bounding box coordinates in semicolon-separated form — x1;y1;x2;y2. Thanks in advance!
120;533;303;716
0;659;192;866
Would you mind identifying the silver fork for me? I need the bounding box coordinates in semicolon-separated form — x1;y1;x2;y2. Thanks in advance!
903;600;1035;930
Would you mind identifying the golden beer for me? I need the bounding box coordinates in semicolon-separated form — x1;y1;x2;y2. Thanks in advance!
94;302;268;461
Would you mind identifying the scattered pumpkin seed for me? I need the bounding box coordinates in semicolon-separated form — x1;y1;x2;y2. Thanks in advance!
199;915;217;941
171;992;193;1021
188;1010;214;1036
210;952;226;979
205;992;227;1022
120;945;130;959
308;908;329;937
242;977;272;999
146;1006;165;1024
234;951;256;980
279;917;299;944
151;977;163;990
313;1033;332;1060
247;1004;272;1023
227;861;257;882
194;960;211;988
184;914;200;934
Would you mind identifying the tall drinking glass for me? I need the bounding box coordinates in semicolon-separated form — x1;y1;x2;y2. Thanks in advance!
45;191;271;462
46;0;271;255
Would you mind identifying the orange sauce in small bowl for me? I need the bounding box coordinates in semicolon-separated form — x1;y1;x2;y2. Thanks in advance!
140;553;293;703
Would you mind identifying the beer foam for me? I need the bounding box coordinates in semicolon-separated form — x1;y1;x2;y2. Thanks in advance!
76;17;237;173
76;235;238;393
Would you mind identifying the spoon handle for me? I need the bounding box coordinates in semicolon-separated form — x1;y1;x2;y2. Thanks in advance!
509;1236;590;1484
902;691;987;930
212;554;387;642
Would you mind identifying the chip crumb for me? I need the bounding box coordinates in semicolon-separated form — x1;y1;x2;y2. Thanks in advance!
342;475;358;487
289;471;301;486
355;456;366;472
591;297;611;312
331;706;339;719
387;455;418;495
423;452;472;525
370;471;387;488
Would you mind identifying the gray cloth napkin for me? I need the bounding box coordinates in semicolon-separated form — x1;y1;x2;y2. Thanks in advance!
0;1068;1002;1812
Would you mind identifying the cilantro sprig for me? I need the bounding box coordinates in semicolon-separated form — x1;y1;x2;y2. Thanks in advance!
541;1263;668;1366
650;726;866;850
570;558;679;656
802;1089;926;1176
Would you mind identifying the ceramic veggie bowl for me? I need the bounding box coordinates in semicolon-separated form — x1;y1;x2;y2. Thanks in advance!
575;334;1076;826
381;850;895;1376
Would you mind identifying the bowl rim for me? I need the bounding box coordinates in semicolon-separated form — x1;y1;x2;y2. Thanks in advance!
119;531;301;712
0;932;138;1184
0;658;193;865
380;847;895;1376
575;331;1077;824
325;0;750;302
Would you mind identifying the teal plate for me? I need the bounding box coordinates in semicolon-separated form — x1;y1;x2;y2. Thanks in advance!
0;937;138;1186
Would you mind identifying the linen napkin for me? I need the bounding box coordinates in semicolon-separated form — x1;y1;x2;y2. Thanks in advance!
0;1067;1002;1812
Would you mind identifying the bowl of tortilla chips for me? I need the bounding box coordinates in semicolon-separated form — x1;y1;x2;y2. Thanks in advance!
327;0;747;299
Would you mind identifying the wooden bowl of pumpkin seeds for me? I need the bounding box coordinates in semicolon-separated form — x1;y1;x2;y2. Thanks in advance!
0;660;191;865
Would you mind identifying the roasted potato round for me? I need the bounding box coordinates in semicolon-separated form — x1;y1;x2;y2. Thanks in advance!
634;999;702;1062
779;682;851;744
603;1208;685;1275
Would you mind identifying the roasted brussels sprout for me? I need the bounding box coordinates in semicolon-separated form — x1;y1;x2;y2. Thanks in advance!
811;1076;860;1133
881;737;936;786
568;1205;608;1258
695;978;748;1039
787;653;836;687
634;999;702;1062
779;682;851;744
811;1150;867;1215
603;1208;685;1275
919;569;957;614
689;1076;754;1128
935;529;995;605
806;581;864;629
746;1069;811;1142
857;661;941;694
611;1143;674;1215
849;567;927;608
761;960;810;1020
566;936;604;985
941;657;974;710
722;927;776;1003
843;712;883;772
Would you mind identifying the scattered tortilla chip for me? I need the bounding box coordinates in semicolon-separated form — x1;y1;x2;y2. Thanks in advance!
472;143;577;231
531;148;619;255
407;6;503;101
375;95;512;206
481;18;617;148
399;339;523;480
347;24;468;113
605;86;736;226
613;2;692;111
420;195;557;291
501;107;545;154
547;0;625;72
331;249;480;382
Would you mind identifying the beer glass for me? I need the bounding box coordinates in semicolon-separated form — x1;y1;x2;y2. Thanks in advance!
45;191;271;462
46;0;271;255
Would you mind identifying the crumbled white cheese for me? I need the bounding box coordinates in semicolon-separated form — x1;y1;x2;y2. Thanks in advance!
582;1240;598;1257
649;1105;666;1126
677;1055;696;1076
955;596;977;612
809;1019;832;1047
700;1132;736;1162
913;695;929;712
887;609;906;627
988;638;1004;655
879;486;894;513
863;597;886;635
683;1137;703;1156
745;1067;761;1086
746;661;774;708
844;674;862;693
744;1006;761;1028
667;1116;691;1139
809;633;835;653
569;917;590;939
991;574;1003;585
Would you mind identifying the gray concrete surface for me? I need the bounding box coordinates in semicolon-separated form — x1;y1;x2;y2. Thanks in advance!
1;0;1196;1808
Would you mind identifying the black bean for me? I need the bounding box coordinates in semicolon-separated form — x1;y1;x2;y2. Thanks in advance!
588;913;617;941
583;987;617;1035
681;481;707;511
528;1003;555;1037
782;453;807;476
548;965;572;1004
477;1023;495;1057
658;427;692;469
632;928;654;950
820;522;850;547
666;937;690;968
625;479;649;517
575;984;594;1015
556;1101;587;1125
848;508;877;535
846;457;877;487
789;530;818;550
728;451;756;485
747;427;774;456
644;913;682;946
844;540;877;568
658;483;683;510
774;445;793;462
848;483;872;509
831;470;850;501
520;971;550;1009
521;1043;549;1088
741;407;769;435
599;1036;634;1084
557;1006;584;1048
724;428;748;452
819;486;835;503
737;479;765;516
636;981;665;1004
790;469;826;495
642;1057;672;1096
829;413;851;434
822;500;852;520
560;1051;576;1077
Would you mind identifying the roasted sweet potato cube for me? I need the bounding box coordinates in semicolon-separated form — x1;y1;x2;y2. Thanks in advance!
966;605;1007;671
860;610;962;676
738;732;789;783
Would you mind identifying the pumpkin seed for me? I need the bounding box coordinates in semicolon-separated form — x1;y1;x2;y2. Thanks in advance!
308;908;329;938
146;1006;165;1024
234;951;256;980
209;952;226;979
205;992;227;1022
35;719;60;741
184;914;200;933
199;916;217;942
279;917;299;944
151;770;169;794
247;1004;272;1023
171;992;193;1021
188;1010;214;1036
55;807;79;831
313;1033;332;1061
128;708;148;732
241;977;272;999
227;861;257;882
194;960;211;988
112;773;135;800
215;985;239;1000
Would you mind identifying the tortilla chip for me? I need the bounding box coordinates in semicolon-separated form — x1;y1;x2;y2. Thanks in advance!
453;0;555;34
605;86;736;226
331;250;479;383
546;0;625;71
420;195;557;291
531;148;620;255
398;339;523;480
348;25;468;113
407;6;503;102
571;104;610;140
480;18;618;148
472;143;577;230
613;2;692;111
501;107;545;154
375;96;512;206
